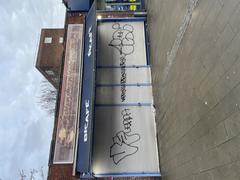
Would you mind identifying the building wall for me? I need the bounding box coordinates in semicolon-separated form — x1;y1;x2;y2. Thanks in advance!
36;28;65;88
66;12;85;24
48;164;78;180
146;0;240;180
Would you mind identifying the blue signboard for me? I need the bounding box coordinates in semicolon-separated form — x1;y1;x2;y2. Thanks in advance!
67;0;93;11
77;1;96;178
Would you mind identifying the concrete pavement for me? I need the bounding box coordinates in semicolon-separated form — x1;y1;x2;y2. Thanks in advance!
146;0;240;179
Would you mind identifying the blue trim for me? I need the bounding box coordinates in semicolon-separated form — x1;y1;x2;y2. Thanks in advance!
94;172;161;178
95;103;153;107
141;0;145;9
97;65;150;69
89;11;100;178
67;0;92;11
144;21;151;65
80;173;94;179
96;83;152;87
98;17;146;22
77;1;96;175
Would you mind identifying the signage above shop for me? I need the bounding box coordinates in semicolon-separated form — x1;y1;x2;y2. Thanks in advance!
77;1;96;177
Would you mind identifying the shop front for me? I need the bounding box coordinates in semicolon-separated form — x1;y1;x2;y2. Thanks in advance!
76;2;161;178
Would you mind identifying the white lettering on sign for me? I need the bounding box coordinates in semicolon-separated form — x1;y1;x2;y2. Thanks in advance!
88;26;93;57
84;100;90;142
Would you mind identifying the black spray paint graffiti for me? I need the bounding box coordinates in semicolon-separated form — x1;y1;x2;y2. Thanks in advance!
110;109;141;165
109;23;135;56
109;23;140;165
120;56;127;102
108;23;135;102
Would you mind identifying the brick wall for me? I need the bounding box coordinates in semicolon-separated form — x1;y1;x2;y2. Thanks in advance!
48;164;78;180
36;28;65;88
147;0;240;180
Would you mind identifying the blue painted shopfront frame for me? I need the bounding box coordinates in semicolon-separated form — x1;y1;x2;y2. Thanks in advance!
66;0;94;11
76;1;96;178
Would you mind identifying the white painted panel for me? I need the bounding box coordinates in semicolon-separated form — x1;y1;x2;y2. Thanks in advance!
97;21;147;66
93;20;160;176
96;67;152;85
95;86;153;105
93;106;160;174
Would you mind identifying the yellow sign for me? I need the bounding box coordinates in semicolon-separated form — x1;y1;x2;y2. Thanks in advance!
130;5;137;11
